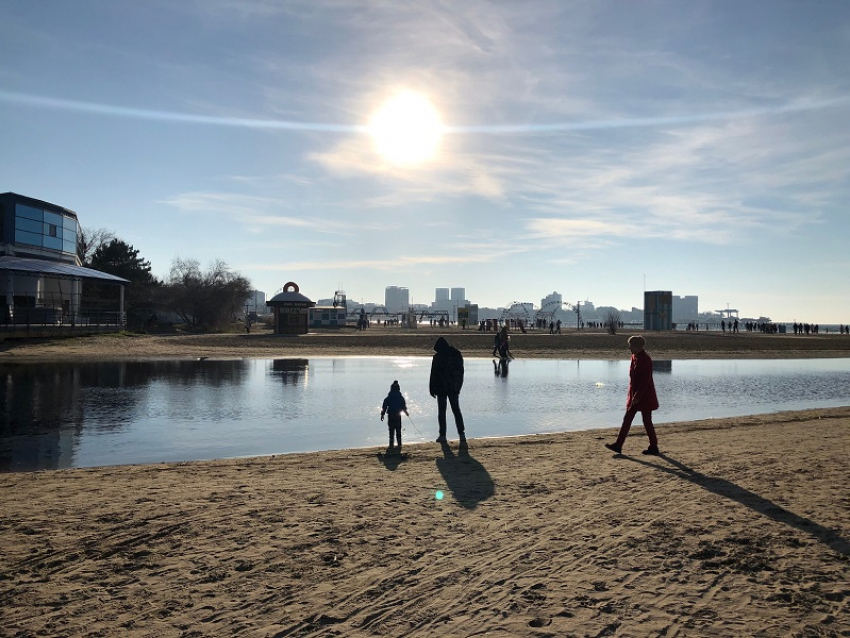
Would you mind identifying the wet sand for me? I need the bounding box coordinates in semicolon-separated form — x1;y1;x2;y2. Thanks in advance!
1;330;849;636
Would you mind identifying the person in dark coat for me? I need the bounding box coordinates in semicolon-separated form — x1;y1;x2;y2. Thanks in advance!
380;380;409;450
429;337;466;444
605;335;660;455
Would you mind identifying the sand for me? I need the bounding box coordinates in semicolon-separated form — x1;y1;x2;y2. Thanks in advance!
2;326;850;361
1;330;849;636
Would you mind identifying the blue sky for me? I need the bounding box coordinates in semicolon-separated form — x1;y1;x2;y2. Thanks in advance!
2;1;849;322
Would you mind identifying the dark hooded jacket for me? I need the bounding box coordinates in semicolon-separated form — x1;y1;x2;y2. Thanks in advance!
429;337;464;396
382;384;408;416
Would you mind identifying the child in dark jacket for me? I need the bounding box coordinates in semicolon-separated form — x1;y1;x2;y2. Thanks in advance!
381;380;409;449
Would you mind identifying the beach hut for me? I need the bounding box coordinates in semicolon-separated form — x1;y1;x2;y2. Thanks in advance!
267;282;315;335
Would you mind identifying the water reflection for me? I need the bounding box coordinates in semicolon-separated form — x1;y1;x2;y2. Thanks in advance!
1;357;848;472
653;360;673;373
493;358;509;378
271;359;309;384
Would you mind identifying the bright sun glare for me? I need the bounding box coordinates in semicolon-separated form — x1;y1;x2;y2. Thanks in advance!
368;91;443;166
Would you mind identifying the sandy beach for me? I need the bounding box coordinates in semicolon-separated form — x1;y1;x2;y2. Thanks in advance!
1;330;849;636
2;326;850;361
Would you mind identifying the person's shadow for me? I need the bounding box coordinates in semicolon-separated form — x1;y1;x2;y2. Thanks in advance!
377;447;408;471
436;441;495;509
624;453;850;556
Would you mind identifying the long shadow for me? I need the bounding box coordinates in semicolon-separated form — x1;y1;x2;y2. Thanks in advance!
436;442;495;510
624;453;850;557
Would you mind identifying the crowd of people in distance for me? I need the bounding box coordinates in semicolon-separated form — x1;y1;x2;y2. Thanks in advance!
794;322;820;334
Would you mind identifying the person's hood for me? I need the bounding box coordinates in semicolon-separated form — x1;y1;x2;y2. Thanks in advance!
433;336;450;352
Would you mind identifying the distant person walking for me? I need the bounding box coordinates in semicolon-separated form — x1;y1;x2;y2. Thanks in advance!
380;380;409;450
605;335;660;456
430;337;466;444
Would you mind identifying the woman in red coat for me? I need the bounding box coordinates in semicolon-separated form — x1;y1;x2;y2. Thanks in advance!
605;335;660;455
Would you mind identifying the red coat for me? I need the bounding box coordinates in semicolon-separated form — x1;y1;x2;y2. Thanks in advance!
626;350;659;412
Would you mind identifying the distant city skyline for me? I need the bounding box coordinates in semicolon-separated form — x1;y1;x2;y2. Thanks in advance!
2;3;848;322
325;284;759;322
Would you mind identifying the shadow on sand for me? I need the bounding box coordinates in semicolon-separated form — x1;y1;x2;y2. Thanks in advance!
625;453;850;557
436;441;495;510
377;447;408;471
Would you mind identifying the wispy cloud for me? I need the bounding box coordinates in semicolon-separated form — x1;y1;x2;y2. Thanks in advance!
160;191;341;233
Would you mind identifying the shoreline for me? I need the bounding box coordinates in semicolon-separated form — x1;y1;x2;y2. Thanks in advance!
2;327;850;362
1;406;848;636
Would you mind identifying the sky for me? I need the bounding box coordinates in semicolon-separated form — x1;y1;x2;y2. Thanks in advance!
2;1;849;322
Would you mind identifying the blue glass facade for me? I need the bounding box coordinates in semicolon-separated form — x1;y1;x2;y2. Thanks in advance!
13;202;78;257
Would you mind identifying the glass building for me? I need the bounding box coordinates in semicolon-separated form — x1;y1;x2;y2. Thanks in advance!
1;192;128;329
6;197;80;262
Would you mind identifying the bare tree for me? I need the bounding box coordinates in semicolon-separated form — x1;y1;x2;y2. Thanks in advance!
77;227;115;266
605;309;621;335
164;258;251;330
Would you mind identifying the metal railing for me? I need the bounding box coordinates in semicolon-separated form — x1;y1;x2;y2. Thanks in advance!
1;305;125;331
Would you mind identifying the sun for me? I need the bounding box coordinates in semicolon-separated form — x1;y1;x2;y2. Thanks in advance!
368;91;443;166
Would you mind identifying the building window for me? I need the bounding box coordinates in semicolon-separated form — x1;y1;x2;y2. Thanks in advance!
16;204;43;222
12;202;79;257
15;229;42;247
15;217;42;234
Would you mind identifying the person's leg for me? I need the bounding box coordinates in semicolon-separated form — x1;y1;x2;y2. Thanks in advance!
447;393;465;440
389;415;402;447
615;407;639;447
395;418;402;447
387;423;394;447
437;394;448;440
641;410;658;450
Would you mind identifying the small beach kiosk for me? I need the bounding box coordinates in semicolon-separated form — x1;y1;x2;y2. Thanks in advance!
267;282;315;335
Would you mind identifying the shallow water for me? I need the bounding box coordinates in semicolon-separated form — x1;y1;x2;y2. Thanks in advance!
1;357;848;471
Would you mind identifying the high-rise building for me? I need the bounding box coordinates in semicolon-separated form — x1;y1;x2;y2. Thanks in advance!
672;295;699;322
644;291;673;330
435;288;450;303
450;287;466;304
385;286;409;314
541;291;562;308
